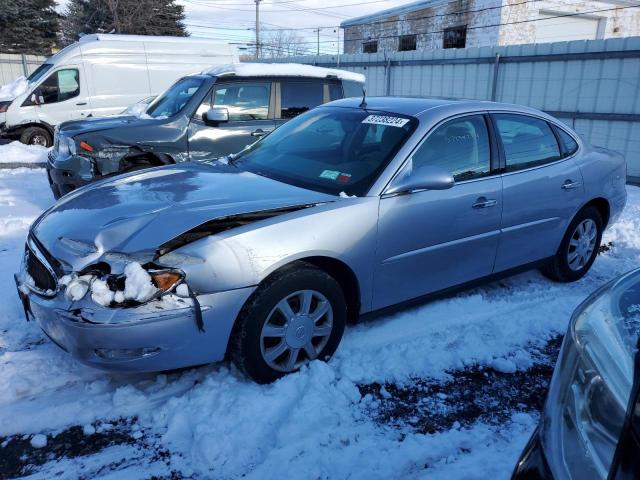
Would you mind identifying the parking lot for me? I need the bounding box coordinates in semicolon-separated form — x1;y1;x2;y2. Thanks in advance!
1;142;639;478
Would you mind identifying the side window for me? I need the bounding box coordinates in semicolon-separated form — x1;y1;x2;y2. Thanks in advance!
194;90;213;120
556;127;579;157
328;83;342;101
212;82;270;121
494;114;561;171
342;80;363;98
412;115;491;181
281;81;323;119
39;68;80;104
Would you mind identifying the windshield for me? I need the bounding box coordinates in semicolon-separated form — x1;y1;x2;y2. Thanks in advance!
27;63;53;83
145;76;204;118
233;106;416;196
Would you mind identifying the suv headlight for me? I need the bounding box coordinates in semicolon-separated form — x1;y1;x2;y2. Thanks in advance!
541;269;640;479
0;100;12;113
56;135;76;156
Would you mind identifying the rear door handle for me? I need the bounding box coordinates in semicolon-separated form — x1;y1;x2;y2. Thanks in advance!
76;102;88;106
472;197;498;209
251;129;268;137
561;179;582;190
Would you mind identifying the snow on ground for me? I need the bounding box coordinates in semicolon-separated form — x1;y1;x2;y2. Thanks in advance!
0;150;639;478
0;141;49;165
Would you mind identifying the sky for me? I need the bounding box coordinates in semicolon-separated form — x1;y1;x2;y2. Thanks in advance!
55;0;412;55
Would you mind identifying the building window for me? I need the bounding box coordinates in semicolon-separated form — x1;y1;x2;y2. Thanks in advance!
443;25;467;49
398;34;417;52
363;40;378;53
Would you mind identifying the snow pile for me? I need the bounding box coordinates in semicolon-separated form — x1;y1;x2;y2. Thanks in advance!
123;262;157;302
204;63;366;84
0;76;29;101
0;141;49;165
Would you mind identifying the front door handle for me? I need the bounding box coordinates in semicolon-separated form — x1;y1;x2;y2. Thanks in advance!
472;197;498;209
561;179;582;190
251;129;268;137
76;102;88;106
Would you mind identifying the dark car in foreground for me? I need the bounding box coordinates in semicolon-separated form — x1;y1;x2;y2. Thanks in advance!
16;97;626;384
45;63;365;198
512;267;640;479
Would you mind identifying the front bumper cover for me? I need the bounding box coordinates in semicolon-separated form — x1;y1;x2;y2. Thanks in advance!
46;149;95;197
511;428;553;480
16;270;255;372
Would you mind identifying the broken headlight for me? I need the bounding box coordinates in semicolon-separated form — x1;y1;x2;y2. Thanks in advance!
61;262;186;307
56;135;77;157
541;269;640;479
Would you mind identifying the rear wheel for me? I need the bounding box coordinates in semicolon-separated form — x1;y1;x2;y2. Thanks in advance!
20;126;52;147
541;206;603;282
229;262;346;384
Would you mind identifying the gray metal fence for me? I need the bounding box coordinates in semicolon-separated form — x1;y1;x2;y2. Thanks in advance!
264;36;640;181
0;53;47;85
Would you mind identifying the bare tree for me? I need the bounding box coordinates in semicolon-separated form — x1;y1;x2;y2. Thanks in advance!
260;29;310;58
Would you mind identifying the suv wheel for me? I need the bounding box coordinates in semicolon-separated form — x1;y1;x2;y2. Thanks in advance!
20;126;52;147
229;262;347;384
541;206;603;282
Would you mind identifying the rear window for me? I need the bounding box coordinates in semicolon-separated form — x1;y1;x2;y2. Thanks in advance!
342;80;364;98
281;81;323;119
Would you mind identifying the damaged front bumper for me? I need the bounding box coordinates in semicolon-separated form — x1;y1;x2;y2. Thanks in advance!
15;264;256;372
46;148;96;198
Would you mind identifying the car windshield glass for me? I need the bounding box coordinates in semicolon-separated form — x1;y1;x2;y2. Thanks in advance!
27;63;53;83
145;76;204;118
233;106;416;196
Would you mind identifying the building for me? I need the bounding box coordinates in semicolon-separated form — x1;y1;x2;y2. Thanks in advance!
341;0;640;54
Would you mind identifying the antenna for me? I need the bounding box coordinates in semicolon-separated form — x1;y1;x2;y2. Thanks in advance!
359;87;367;109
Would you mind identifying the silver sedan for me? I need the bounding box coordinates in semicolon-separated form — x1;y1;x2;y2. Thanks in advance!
15;97;627;383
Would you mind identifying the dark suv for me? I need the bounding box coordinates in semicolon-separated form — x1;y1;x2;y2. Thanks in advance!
46;64;365;198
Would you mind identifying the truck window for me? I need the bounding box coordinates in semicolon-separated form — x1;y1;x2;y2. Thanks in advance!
213;83;270;121
281;81;323;119
39;68;80;104
342;80;364;98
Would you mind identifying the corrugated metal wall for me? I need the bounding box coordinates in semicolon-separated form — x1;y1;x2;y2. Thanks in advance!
263;36;640;180
0;54;47;85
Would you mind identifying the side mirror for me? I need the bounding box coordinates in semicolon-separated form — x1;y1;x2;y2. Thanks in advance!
203;106;229;126
385;165;455;195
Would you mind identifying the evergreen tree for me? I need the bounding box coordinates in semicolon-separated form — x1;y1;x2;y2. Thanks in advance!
61;0;187;46
0;0;59;55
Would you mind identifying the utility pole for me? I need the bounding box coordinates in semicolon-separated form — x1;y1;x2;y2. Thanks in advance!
255;0;261;59
316;27;320;55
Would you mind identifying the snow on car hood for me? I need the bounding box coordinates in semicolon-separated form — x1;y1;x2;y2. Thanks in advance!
31;163;334;269
0;76;29;101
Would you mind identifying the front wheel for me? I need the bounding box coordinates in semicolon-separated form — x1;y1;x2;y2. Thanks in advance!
229;262;346;384
20;126;52;147
541;206;603;282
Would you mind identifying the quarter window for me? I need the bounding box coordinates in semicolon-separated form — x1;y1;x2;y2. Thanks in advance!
556;127;579;156
38;68;80;104
212;82;270;121
494;114;561;171
281;81;323;119
411;115;491;181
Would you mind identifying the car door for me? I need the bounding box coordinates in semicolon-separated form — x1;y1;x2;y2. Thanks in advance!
491;113;585;273
373;113;503;309
187;81;276;161
28;66;91;125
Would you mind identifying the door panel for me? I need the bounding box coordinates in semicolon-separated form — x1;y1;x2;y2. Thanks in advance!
375;178;502;309
34;65;91;125
373;113;502;309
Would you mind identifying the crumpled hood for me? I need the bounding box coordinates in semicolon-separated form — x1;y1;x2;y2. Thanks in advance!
58;115;159;137
32;163;334;269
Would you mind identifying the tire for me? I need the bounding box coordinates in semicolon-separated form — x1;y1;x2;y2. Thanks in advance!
541;206;603;282
20;126;52;147
229;261;347;384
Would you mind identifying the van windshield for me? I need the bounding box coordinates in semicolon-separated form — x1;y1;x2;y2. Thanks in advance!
145;77;204;118
27;64;53;84
233;106;416;196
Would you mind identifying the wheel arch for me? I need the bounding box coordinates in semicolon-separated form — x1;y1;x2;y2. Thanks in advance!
582;197;610;228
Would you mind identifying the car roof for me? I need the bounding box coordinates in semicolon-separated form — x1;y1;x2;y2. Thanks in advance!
201;63;366;84
325;96;554;120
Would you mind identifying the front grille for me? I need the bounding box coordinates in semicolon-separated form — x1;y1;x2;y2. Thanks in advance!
26;246;57;293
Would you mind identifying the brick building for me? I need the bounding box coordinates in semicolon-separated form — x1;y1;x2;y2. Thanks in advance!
341;0;640;54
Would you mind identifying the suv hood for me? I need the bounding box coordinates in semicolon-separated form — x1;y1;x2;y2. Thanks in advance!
59;115;161;137
32;163;335;270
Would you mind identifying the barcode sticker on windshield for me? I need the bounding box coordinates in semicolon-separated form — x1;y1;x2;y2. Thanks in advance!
362;115;410;128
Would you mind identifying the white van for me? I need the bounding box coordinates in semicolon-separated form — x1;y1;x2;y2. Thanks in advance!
0;34;239;146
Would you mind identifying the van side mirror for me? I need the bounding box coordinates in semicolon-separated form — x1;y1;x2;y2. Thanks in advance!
385;165;455;195
203;106;229;126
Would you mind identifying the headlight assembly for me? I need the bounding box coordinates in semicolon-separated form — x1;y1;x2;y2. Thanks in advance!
541;270;640;479
0;100;12;113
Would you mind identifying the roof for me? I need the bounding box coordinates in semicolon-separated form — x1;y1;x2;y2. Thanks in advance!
78;34;228;45
341;0;447;27
323;96;553;119
202;63;366;83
